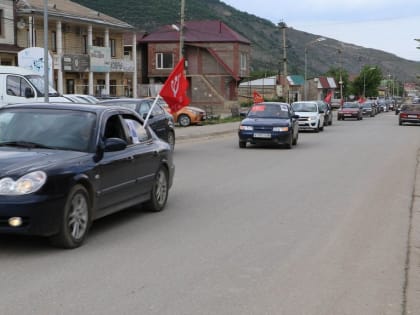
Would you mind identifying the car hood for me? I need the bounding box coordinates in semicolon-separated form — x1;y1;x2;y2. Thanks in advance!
187;106;205;113
340;108;359;112
242;118;290;126
0;148;88;176
294;111;318;117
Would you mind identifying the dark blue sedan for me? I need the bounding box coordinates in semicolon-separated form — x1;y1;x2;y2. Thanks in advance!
0;103;174;248
238;102;299;149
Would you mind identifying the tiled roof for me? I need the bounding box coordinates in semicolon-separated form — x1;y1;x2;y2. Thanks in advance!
16;0;134;30
318;76;337;89
140;20;250;44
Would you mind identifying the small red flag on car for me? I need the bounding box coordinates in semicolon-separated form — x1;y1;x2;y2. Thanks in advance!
253;90;264;104
324;90;332;103
159;58;190;113
358;97;366;104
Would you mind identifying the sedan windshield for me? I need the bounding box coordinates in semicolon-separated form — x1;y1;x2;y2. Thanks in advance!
292;102;317;112
0;109;96;152
343;102;360;108
247;104;290;119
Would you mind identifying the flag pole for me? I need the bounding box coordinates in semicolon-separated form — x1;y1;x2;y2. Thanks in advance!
143;94;161;127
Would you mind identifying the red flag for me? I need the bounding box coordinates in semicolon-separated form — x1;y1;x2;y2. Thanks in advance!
358;97;366;104
159;58;190;113
324;90;332;103
253;90;264;104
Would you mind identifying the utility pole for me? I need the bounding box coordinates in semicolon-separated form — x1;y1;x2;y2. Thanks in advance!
43;0;49;102
338;49;343;105
180;0;185;60
278;21;288;103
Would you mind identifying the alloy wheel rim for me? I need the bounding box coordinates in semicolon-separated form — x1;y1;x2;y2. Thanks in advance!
68;193;88;240
155;170;168;205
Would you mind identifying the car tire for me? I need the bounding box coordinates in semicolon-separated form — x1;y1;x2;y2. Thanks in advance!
50;184;91;249
329;119;332;126
292;132;298;145
239;141;246;148
145;167;169;212
285;135;293;149
167;130;175;151
178;114;191;127
399;120;402;126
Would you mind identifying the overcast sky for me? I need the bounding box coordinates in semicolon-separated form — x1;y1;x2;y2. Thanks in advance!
222;0;420;62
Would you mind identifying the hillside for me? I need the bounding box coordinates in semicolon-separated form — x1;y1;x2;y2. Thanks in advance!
73;0;419;82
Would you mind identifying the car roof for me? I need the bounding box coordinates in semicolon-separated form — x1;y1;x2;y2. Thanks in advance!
2;102;133;114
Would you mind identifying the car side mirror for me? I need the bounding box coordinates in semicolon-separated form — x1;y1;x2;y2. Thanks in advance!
292;114;299;119
25;87;35;98
104;137;127;152
319;110;324;114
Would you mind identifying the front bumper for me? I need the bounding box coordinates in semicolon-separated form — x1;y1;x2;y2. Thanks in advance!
0;194;65;236
238;130;292;145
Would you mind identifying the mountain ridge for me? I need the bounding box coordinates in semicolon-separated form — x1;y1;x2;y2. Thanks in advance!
73;0;419;82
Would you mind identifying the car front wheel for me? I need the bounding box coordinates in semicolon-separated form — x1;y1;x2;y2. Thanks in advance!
178;114;191;127
50;184;91;249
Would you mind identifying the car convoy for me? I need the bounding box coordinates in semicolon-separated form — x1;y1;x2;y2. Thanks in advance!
238;97;417;149
0;86;416;248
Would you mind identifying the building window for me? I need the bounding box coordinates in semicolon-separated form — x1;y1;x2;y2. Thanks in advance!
0;10;3;36
156;52;174;69
110;39;116;57
94;37;104;47
51;31;57;52
240;52;247;71
82;35;88;54
110;80;117;96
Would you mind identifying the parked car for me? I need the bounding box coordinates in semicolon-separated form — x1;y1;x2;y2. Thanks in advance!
162;103;206;127
100;98;175;150
238;102;299;149
337;102;363;120
398;104;420;125
361;101;376;117
317;100;333;126
63;94;100;104
0;103;174;248
291;101;325;132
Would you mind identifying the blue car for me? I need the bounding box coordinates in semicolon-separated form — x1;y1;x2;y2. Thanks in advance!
238;102;299;149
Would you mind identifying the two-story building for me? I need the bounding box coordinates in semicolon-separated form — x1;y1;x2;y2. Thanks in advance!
0;1;22;65
2;0;137;97
139;20;251;112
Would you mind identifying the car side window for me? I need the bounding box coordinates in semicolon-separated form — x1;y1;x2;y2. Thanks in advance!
104;115;127;141
122;116;150;144
139;102;150;115
6;75;33;97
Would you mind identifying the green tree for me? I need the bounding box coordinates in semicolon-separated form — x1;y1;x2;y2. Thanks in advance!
324;67;350;98
351;66;382;98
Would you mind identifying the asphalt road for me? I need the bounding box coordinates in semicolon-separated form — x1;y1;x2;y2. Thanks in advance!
0;112;419;315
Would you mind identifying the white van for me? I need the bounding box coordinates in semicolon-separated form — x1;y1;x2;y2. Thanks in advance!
0;66;70;106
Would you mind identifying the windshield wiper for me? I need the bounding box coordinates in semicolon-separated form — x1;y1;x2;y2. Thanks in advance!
0;141;55;149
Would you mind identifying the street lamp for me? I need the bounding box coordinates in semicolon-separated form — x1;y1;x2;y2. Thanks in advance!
304;37;326;100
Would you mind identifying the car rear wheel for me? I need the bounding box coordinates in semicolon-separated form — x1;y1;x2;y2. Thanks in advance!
50;184;91;249
178;114;191;127
167;130;175;151
145;167;169;212
292;132;298;145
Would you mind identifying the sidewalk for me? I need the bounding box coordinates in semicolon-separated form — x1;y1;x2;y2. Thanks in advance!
175;121;239;141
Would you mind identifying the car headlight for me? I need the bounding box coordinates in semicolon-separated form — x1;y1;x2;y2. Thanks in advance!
0;171;47;195
308;116;318;121
239;125;253;131
273;127;289;132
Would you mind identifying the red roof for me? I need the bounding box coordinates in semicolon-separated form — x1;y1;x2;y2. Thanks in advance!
140;20;250;44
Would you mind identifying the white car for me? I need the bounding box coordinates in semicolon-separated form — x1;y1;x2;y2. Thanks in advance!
291;101;325;132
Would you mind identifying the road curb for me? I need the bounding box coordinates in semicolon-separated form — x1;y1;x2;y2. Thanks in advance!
406;148;420;315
